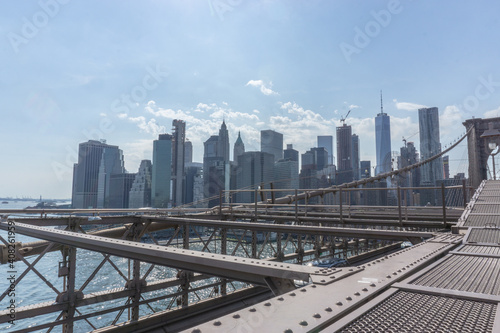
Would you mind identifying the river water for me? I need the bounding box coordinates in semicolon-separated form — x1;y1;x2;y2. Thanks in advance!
0;201;320;332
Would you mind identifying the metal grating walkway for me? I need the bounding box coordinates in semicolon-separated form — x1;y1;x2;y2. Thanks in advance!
337;290;496;333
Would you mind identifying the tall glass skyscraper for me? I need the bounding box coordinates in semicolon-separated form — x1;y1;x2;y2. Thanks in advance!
336;124;353;184
375;92;391;175
72;140;124;209
317;135;334;165
352;134;360;180
418;107;443;186
261;129;283;162
152;134;172;208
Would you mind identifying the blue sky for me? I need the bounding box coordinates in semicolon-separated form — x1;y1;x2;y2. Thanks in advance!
1;0;499;199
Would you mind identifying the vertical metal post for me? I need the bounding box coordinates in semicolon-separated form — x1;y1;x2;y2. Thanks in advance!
339;188;343;224
294;189;298;225
219;190;223;219
220;228;227;295
493;154;497;180
183;224;189;250
62;246;77;333
441;183;447;226
348;189;351;218
305;192;308;218
397;186;402;226
462;178;467;208
131;259;141;321
252;230;257;259
270;182;276;205
254;188;258;221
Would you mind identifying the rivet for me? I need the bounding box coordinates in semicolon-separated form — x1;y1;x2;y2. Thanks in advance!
299;320;308;326
354;292;360;296
284;330;293;333
192;329;201;333
325;307;333;312
249;308;256;312
387;275;391;278
370;283;376;287
290;292;296;296
213;321;222;326
312;285;317;288
313;313;321;318
330;276;336;279
233;314;240;319
336;301;343;306
362;288;368;292
346;296;352;301
278;297;284;301
321;279;326;282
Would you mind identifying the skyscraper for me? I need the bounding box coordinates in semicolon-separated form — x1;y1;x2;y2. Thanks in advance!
72;140;125;209
203;121;231;207
317;136;334;165
274;159;299;197
108;173;136;208
261;130;283;162
235;151;274;203
172;120;186;207
418;107;443;185
218;120;230;163
360;160;371;178
375;91;391;175
419;107;443;205
443;155;450;179
284;144;299;162
152;134;172;208
336;123;353;184
184;140;193;164
233;131;245;165
129;159;152;208
352;134;360;180
96;143;126;208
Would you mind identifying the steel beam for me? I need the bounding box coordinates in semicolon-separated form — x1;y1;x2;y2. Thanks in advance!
0;222;317;287
141;216;435;241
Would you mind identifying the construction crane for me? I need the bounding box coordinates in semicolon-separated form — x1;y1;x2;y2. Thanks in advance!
340;109;351;125
402;131;419;147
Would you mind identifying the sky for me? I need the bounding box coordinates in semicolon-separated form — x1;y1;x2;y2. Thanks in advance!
1;0;499;199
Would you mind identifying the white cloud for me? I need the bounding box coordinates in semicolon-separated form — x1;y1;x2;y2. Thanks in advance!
246;79;278;96
393;99;427;111
484;106;500;118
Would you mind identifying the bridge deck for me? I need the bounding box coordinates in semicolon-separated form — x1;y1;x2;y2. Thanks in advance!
181;180;500;333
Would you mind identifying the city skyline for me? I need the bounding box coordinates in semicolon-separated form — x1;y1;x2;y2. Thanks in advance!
1;1;499;198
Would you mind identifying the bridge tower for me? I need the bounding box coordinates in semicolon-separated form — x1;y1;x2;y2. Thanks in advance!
463;116;500;188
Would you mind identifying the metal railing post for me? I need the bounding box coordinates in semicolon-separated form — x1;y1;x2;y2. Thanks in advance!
397;186;402;226
441;183;447;226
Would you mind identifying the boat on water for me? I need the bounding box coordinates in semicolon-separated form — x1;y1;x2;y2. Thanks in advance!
1;201;8;204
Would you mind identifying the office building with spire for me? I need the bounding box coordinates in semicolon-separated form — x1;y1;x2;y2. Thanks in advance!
233;131;245;165
375;91;392;175
203;121;230;207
